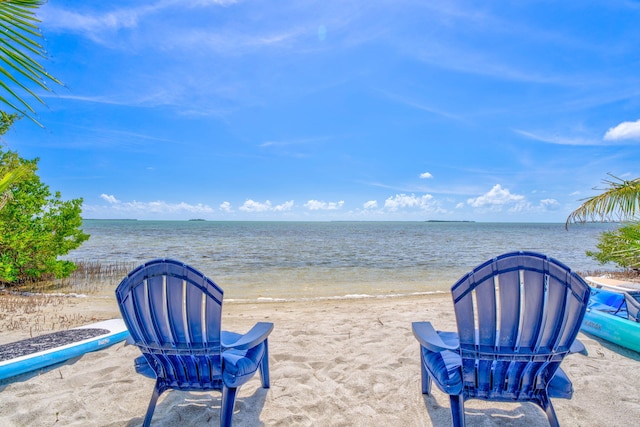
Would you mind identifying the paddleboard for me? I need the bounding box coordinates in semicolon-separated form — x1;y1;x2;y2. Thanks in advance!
585;276;640;292
0;319;130;381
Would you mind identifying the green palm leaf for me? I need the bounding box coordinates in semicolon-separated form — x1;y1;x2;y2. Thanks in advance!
0;164;28;209
0;0;62;124
566;174;640;228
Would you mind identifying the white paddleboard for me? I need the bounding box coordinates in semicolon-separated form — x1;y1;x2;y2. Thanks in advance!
0;319;130;381
585;276;640;293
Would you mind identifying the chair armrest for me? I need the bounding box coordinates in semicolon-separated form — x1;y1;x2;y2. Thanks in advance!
412;321;458;352
222;322;274;351
570;338;588;356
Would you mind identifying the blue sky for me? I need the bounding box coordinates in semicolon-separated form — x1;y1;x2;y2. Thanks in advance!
6;1;640;221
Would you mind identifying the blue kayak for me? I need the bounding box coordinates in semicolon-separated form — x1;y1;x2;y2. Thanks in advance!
580;278;640;353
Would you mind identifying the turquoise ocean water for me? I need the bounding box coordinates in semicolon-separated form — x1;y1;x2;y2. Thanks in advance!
69;220;618;302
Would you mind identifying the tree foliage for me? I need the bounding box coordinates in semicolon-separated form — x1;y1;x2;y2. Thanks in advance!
586;223;640;271
0;137;89;284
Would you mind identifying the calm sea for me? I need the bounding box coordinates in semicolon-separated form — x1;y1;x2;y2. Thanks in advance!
69;220;618;302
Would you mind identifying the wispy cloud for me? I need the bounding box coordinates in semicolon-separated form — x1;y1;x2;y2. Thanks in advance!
46;93;143;106
41;4;156;38
381;3;623;88
380;91;463;121
514;129;602;146
41;1;238;37
259;136;329;149
42;1;308;54
168;27;309;55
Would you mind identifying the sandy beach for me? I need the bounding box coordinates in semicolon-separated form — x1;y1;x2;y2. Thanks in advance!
0;291;638;427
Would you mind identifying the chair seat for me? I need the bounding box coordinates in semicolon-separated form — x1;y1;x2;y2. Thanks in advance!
133;331;266;389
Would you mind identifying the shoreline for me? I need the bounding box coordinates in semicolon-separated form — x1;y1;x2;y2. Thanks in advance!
1;292;639;426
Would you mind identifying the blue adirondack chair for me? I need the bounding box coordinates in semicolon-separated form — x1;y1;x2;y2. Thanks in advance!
412;251;590;427
116;259;273;427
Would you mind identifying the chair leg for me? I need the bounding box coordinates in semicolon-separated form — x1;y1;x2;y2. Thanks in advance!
221;386;238;427
142;382;162;427
449;394;466;427
420;350;432;395
260;339;270;389
540;394;560;427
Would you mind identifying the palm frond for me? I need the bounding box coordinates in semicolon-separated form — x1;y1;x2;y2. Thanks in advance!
0;164;28;209
566;174;640;228
0;0;61;124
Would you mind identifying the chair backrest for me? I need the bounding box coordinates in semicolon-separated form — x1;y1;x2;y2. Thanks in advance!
116;259;225;386
450;251;590;400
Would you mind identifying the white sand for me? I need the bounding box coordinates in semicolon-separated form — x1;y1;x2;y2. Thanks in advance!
0;293;638;426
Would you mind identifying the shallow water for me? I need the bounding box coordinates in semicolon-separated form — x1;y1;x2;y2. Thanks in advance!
68;220;617;301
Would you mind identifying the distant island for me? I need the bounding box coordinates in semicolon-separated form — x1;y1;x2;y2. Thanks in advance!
426;220;475;223
188;219;206;221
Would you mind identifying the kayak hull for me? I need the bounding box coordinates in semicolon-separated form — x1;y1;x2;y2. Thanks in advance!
581;308;640;353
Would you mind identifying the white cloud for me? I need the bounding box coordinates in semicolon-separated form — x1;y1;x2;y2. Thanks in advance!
304;200;344;210
219;201;232;212
384;193;434;211
239;199;272;212
239;199;294;212
604;119;640;141
419;172;433;179
274;200;295;211
100;194;119;204
540;198;559;208
467;184;524;208
363;200;378;209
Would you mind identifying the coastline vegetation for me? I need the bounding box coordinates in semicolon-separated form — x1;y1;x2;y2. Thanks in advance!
0;260;136;333
0;115;89;286
0;259;136;294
